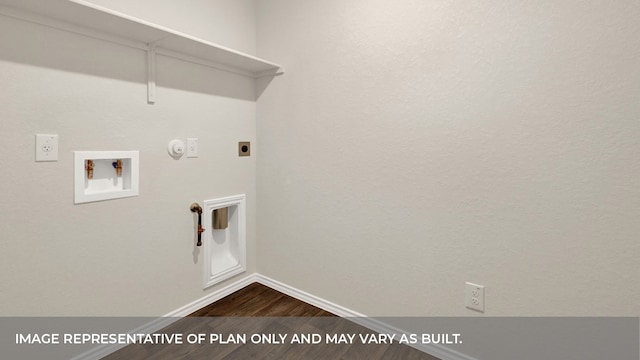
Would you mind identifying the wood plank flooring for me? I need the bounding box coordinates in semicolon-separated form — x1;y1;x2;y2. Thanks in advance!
188;283;334;317
103;283;441;360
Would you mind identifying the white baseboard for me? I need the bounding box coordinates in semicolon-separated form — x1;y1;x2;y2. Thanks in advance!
253;274;477;360
70;274;259;360
252;274;367;317
72;273;477;360
164;274;257;317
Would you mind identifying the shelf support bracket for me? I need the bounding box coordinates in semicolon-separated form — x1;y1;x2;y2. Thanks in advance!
147;43;157;104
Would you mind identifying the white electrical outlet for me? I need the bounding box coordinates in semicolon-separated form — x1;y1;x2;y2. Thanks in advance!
465;282;485;312
187;138;198;158
35;134;59;162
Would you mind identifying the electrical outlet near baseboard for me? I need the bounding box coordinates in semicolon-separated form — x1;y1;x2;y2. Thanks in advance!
465;282;485;312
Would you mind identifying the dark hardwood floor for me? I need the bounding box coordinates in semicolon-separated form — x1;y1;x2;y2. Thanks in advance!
103;283;440;360
188;282;335;317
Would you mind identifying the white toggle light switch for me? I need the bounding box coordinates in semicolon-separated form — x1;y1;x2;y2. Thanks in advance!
35;134;58;162
187;138;198;158
168;139;185;159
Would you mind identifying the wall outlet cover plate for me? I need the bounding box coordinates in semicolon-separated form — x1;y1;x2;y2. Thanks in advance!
35;134;58;162
465;282;485;312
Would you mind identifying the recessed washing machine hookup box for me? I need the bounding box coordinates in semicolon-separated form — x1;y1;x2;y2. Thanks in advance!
74;151;139;204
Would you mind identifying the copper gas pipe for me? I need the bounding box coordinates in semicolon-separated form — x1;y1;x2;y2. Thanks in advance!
190;203;204;246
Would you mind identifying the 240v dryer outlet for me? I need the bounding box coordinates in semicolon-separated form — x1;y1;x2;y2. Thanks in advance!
35;134;58;162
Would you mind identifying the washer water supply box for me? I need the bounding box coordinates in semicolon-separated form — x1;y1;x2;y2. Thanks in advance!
74;151;139;204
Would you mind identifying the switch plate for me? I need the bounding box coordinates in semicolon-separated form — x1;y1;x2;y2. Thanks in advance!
187;138;198;158
35;134;58;162
465;282;485;312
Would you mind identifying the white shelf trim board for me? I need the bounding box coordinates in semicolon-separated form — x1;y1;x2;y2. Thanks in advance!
0;0;283;103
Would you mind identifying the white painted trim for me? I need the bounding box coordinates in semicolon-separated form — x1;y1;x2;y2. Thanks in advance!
253;274;478;360
146;43;156;104
72;273;477;360
156;48;255;79
253;274;365;318
0;0;283;105
254;68;286;79
0;3;147;51
70;274;258;360
165;274;256;317
0;1;282;77
354;317;479;360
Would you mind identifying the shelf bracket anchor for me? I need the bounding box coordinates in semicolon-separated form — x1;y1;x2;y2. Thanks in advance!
147;43;157;104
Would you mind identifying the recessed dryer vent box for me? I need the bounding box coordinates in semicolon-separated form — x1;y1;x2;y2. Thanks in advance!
74;151;139;204
202;194;246;289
